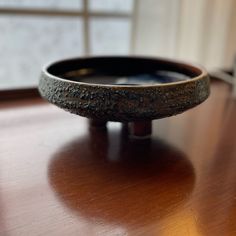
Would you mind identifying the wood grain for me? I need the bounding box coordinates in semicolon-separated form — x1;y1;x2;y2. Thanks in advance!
0;80;235;236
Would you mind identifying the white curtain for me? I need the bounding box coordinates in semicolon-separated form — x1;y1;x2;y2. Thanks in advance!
132;0;236;71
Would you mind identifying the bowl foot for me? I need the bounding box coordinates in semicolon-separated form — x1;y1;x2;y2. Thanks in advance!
128;121;152;139
89;119;152;138
89;119;107;129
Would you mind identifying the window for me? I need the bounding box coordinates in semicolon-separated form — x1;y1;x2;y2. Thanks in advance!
0;0;134;89
1;0;235;90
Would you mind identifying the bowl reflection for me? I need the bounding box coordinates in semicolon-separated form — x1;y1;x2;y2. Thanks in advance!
48;126;195;227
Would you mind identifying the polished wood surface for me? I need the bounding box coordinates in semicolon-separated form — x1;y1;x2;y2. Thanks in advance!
1;80;236;236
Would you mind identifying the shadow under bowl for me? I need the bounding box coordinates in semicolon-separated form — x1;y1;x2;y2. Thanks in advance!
48;128;195;228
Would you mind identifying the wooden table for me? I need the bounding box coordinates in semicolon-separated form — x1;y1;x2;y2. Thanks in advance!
1;80;236;236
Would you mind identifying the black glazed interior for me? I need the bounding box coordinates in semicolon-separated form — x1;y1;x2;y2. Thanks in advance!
47;57;203;85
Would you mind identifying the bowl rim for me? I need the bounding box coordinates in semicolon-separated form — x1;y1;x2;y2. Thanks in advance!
41;56;208;88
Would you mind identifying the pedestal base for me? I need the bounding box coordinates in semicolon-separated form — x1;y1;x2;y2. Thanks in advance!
89;119;152;139
128;121;152;139
89;119;107;128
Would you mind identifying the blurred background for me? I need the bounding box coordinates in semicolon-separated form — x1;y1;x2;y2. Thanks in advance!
0;0;235;89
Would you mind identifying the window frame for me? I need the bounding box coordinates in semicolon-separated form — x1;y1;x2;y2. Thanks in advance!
0;0;135;99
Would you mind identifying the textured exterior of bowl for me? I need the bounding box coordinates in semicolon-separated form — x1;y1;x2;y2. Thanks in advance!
38;57;210;122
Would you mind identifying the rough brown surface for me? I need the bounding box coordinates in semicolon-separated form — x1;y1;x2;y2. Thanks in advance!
39;57;210;122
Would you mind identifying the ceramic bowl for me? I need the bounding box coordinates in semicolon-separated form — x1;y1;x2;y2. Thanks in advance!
39;56;209;124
